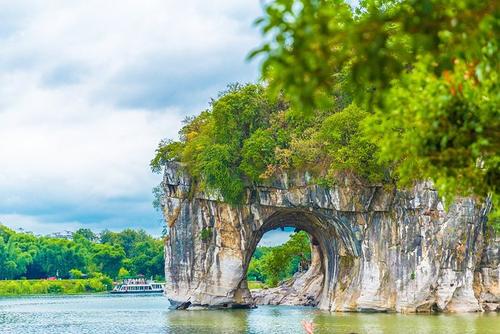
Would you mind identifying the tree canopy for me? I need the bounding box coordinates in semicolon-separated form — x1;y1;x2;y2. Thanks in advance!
151;83;387;203
0;225;164;280
151;0;498;230
253;0;499;225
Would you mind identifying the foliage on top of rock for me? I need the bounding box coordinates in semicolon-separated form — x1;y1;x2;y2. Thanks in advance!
150;83;385;204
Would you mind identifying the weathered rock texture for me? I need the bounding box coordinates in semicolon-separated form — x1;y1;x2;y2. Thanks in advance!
162;162;500;313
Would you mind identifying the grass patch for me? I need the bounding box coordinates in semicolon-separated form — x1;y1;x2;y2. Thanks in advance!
248;280;267;290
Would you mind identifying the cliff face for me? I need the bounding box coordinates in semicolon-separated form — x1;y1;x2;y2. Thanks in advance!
162;162;499;313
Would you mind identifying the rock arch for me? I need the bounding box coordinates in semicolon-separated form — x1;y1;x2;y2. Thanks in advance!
162;162;499;312
243;209;355;309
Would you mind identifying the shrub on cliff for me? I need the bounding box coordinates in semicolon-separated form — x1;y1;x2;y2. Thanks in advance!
151;84;386;204
151;83;288;204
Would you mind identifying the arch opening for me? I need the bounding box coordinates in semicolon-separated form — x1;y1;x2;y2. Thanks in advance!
239;209;346;308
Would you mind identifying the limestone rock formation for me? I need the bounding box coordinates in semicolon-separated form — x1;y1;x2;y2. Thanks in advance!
161;162;500;313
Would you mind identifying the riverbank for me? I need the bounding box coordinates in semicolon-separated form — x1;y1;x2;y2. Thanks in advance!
0;276;112;296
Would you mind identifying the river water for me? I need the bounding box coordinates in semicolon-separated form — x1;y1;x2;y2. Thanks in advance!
0;294;498;333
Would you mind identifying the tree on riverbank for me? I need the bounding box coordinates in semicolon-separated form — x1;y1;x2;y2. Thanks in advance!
247;231;311;287
0;224;164;280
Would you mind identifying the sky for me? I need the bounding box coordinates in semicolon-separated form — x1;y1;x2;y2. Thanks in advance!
0;0;270;237
259;227;295;247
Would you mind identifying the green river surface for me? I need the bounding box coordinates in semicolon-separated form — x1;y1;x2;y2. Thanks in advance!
0;294;498;333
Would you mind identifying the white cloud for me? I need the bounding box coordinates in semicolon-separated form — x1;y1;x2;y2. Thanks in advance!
0;213;163;236
0;214;82;235
0;0;262;234
0;69;183;201
259;229;294;247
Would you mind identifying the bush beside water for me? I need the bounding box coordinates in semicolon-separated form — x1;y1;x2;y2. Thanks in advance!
0;275;112;296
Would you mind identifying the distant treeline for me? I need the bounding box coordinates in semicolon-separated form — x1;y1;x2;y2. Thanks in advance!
0;225;164;280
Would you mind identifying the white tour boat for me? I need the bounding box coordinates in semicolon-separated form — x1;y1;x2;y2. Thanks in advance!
111;277;165;294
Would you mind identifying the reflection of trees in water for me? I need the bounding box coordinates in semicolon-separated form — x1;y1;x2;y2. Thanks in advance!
310;312;413;334
309;312;494;334
164;309;249;333
164;306;497;334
